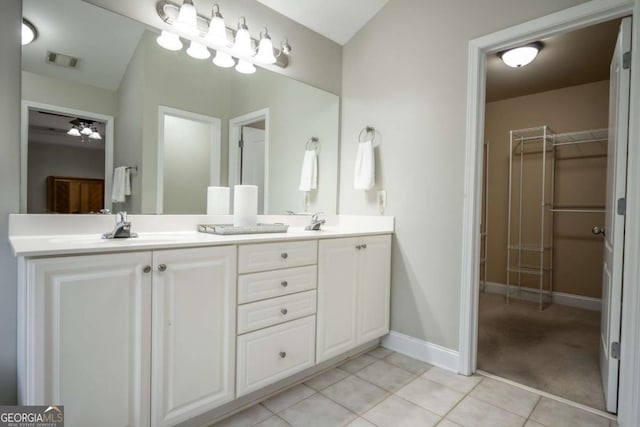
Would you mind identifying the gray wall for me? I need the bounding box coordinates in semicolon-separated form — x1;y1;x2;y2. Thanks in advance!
339;0;590;351
0;0;21;405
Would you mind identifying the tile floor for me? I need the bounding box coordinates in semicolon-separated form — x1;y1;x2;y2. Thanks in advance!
212;347;616;427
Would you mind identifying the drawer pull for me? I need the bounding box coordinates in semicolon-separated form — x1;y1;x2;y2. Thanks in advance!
281;252;289;259
158;264;167;272
279;351;287;358
361;244;367;249
143;265;151;274
281;308;288;315
356;245;361;250
280;280;288;287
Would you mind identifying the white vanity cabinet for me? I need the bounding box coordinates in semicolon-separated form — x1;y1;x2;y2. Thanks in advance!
151;246;236;427
316;235;392;363
18;246;236;427
235;241;318;397
19;252;153;427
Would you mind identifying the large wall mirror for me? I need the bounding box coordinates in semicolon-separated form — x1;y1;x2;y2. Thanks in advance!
21;0;339;215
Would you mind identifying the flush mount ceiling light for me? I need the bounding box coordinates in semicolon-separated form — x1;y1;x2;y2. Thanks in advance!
156;1;292;73
499;42;543;68
22;19;37;46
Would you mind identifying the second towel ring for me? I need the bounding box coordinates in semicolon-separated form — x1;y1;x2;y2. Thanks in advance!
358;126;375;143
306;137;319;151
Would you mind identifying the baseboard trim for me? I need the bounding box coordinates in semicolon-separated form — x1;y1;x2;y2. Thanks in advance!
381;331;460;373
482;281;602;312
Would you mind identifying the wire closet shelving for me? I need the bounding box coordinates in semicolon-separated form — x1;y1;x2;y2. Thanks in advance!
506;126;608;310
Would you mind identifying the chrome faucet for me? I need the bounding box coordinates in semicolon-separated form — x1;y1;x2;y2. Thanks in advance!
305;213;326;231
102;211;138;239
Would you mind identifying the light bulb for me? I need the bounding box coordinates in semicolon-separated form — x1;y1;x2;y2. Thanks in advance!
235;59;256;74
213;51;235;68
156;30;183;51
174;0;199;36
22;20;37;46
67;127;81;137
186;40;211;59
89;130;102;140
500;44;541;68
254;32;276;64
232;19;254;58
81;125;93;136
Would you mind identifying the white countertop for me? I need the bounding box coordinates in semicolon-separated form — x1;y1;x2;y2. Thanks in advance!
9;214;394;257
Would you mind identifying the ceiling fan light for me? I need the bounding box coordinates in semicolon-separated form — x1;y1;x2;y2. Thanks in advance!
213;51;235;68
235;59;256;74
156;30;183;51
174;0;199;36
80;125;93;136
89;130;102;140
67;127;81;137
186;40;211;59
500;43;542;68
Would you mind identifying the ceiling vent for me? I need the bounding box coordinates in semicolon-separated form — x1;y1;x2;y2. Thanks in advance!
46;51;79;69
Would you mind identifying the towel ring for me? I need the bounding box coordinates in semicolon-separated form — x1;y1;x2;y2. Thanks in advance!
358;126;375;143
306;137;319;151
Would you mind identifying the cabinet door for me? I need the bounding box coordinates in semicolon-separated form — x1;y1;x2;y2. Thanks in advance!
358;235;392;343
316;238;359;363
152;246;236;427
26;252;152;427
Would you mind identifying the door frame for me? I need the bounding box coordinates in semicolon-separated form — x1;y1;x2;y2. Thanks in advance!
228;108;270;213
457;0;640;423
156;106;222;214
20;101;114;213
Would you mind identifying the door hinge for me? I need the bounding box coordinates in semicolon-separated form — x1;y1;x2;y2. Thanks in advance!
612;341;621;360
623;51;631;70
617;197;626;215
238;139;244;149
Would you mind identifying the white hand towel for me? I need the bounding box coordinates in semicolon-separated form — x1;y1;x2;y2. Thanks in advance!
354;139;375;190
124;168;131;196
298;149;318;191
111;166;129;203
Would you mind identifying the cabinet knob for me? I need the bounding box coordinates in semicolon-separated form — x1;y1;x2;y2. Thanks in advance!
356;245;361;250
281;308;288;315
361;244;367;249
143;265;151;274
158;264;167;272
281;280;288;287
279;351;287;358
281;252;289;259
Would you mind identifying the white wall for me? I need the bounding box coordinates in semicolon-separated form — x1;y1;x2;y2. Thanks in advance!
0;0;22;405
85;0;343;94
339;0;590;350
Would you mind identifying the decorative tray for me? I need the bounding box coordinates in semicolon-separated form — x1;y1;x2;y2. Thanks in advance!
197;223;289;235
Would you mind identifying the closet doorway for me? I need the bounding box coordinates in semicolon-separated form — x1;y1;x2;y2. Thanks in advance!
477;16;630;413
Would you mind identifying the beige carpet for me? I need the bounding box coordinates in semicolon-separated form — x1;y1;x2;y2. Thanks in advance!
478;292;606;411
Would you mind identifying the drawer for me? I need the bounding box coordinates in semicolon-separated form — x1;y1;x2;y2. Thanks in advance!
236;316;315;397
238;241;317;274
238;265;317;304
238;290;317;334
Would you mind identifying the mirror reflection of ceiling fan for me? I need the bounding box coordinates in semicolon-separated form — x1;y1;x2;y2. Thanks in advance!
37;110;102;140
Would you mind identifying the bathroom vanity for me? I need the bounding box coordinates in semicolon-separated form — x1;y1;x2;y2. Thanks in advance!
10;214;393;427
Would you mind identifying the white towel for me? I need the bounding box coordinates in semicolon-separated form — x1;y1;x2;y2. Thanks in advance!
354;139;375;190
298;149;318;191
111;166;131;203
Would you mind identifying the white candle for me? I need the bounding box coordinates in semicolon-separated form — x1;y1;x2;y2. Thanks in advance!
233;185;258;227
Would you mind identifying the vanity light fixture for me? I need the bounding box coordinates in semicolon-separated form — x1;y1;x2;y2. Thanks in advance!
22;19;37;46
232;17;254;58
254;29;276;65
206;4;228;47
156;30;183;51
500;42;543;68
235;58;256;74
213;51;235;68
173;0;199;36
186;40;211;59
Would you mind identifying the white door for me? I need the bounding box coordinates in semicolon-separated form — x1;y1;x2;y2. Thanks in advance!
241;126;266;213
358;235;392;343
316;238;359;362
600;16;631;413
29;252;152;427
151;246;236;426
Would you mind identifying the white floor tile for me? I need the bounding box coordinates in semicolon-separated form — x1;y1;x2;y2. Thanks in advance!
529;397;610;427
262;384;316;413
355;360;416;392
421;367;482;394
362;395;441;427
446;396;526;427
470;377;540;418
395;377;465;416
321;375;389;415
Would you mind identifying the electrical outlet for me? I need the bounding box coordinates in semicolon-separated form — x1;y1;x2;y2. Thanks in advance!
377;190;387;214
